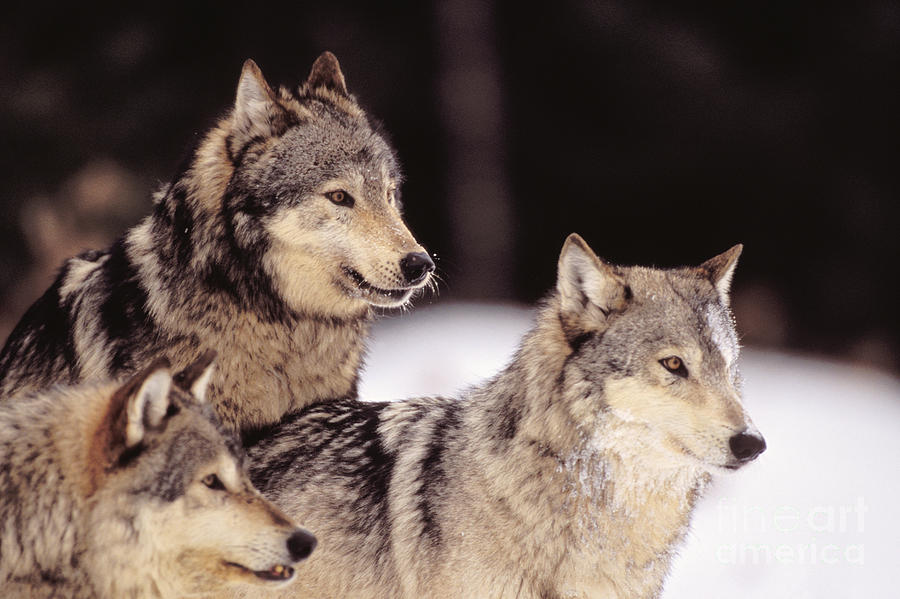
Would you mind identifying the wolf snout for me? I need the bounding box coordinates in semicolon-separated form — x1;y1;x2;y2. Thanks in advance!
400;251;435;285
287;529;317;562
728;430;766;464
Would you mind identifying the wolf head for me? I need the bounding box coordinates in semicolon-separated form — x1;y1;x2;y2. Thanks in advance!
555;234;765;473
218;52;433;316
84;352;315;597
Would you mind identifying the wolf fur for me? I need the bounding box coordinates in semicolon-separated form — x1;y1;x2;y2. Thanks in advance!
239;234;766;599
0;52;433;433
0;352;316;599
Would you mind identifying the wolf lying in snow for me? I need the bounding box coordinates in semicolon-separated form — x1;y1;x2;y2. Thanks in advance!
236;233;766;599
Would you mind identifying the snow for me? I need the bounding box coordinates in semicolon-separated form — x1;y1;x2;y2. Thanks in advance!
359;302;900;598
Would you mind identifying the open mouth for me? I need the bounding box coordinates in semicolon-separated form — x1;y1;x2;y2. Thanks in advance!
225;561;295;583
342;266;414;302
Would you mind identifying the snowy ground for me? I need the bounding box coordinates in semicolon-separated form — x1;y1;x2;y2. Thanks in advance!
359;302;900;598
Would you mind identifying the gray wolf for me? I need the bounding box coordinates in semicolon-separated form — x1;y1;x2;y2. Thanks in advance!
0;351;316;598
241;234;766;599
0;51;433;433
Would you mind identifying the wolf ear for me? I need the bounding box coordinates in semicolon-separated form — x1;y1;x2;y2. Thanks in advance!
123;359;173;448
698;244;742;305
306;51;348;96
172;350;217;403
557;234;628;341
232;59;281;149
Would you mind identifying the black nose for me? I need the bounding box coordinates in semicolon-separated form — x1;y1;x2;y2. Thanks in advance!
399;252;435;285
729;431;767;462
287;529;317;562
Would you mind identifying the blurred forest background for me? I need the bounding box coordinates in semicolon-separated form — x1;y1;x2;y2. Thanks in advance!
1;0;897;373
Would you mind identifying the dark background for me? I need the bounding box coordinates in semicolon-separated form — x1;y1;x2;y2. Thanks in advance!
1;1;897;373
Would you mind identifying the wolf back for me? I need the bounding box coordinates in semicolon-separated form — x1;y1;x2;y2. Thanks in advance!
0;353;315;599
242;234;766;599
0;52;434;433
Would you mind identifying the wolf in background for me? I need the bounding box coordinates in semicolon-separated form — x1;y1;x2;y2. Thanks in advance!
0;51;433;432
0;352;316;598
240;234;766;599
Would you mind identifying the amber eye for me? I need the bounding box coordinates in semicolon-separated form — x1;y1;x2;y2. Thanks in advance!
202;473;226;491
659;356;688;378
325;190;355;208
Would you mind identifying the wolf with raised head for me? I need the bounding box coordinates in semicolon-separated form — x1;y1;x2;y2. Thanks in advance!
241;234;766;599
0;352;316;598
0;51;433;433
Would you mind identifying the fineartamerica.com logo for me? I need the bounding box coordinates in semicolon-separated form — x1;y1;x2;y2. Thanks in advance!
715;497;867;566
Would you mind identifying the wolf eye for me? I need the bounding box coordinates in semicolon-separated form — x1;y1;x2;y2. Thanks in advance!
659;356;688;378
202;473;226;491
325;190;355;208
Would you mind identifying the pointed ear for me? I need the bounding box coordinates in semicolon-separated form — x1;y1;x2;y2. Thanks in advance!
306;51;348;95
557;234;628;342
699;244;742;305
123;359;173;448
231;59;280;149
173;350;217;403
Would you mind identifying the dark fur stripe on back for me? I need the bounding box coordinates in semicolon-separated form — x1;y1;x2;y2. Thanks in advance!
416;401;462;547
98;240;155;373
248;398;395;551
